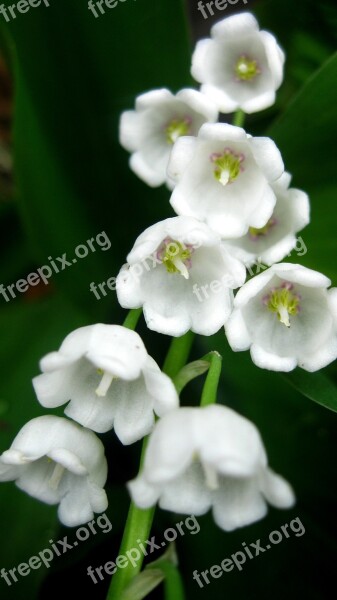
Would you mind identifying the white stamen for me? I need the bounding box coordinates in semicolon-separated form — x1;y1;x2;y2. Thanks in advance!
95;371;114;397
173;257;190;280
170;130;180;144
49;463;65;490
219;169;230;186
202;462;219;490
278;306;290;328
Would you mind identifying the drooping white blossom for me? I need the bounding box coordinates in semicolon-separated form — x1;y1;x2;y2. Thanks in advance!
0;416;108;527
225;263;337;372
33;325;178;444
129;405;295;532
191;12;285;114
169;123;284;238
119;88;218;188
223;173;310;266
116;216;246;337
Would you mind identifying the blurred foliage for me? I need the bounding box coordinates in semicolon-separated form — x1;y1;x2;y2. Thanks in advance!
0;0;336;599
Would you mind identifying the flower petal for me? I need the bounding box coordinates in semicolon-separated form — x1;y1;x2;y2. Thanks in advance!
130;151;168;187
176;88;218;122
196;405;266;477
225;308;252;351
299;334;337;372
211;12;259;40
259;468;295;508
113;378;155;445
135;88;173;111
142;409;197;484
250;344;297;372
249;137;284;182
128;475;161;509
86;325;148;380
260;30;285;88
159;462;212;515
58;475;98;527
212;477;267;532
167;136;198;183
142;356;179;417
241;90;276;114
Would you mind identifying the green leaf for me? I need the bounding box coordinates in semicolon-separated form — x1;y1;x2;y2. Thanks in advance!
121;543;183;600
4;0;191;314
268;52;337;190
268;53;337;282
282;369;337;413
173;359;209;394
120;569;165;600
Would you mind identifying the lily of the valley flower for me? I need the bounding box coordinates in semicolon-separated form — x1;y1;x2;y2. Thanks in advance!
191;12;285;114
33;325;178;444
0;416;108;527
223;173;310;266
128;406;295;532
225;263;337;372
169;123;284;238
119;88;218;188
116;216;246;337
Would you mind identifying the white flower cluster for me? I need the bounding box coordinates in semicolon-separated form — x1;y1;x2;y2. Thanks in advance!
118;11;337;373
1;13;335;536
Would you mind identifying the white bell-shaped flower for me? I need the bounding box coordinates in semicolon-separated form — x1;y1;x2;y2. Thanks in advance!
191;12;285;114
225;263;337;372
224;173;310;266
33;325;178;444
168;123;284;238
129;406;295;532
119;88;218;188
0;416;108;527
116;216;246;337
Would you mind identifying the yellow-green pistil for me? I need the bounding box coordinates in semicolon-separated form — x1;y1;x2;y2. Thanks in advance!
161;239;192;279
235;55;260;81
165;117;192;145
211;149;244;186
264;283;301;328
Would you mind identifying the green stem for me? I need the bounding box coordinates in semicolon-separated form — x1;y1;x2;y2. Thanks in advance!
232;109;245;128
200;351;222;407
106;331;195;600
162;331;195;378
123;308;142;330
106;437;155;600
159;560;186;600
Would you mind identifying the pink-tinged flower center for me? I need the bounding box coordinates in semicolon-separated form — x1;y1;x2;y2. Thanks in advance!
249;218;277;240
210;148;245;186
157;237;194;279
263;281;301;328
165;116;192;145
235;55;261;81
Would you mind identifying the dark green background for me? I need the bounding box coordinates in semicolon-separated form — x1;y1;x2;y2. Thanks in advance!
0;0;336;598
